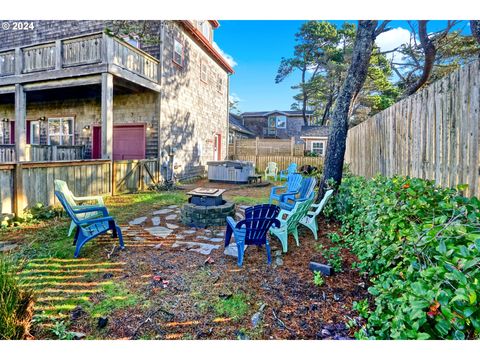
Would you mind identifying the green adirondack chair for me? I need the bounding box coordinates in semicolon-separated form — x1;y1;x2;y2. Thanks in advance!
269;192;315;253
264;162;278;181
54;180;106;236
299;189;334;240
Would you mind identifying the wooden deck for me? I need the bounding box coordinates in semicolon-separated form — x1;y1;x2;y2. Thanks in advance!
0;32;160;92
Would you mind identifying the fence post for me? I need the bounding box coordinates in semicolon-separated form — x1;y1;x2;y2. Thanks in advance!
291;137;295;156
111;160;116;196
12;163;26;217
255;137;259;156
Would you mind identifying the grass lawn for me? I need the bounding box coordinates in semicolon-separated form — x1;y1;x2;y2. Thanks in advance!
0;182;366;340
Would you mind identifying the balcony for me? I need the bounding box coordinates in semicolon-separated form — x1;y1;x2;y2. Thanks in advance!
0;32;160;91
262;127;277;138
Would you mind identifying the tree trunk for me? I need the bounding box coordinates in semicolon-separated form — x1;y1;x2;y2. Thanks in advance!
319;20;378;197
471;20;480;47
301;66;308;126
403;21;436;97
321;95;334;125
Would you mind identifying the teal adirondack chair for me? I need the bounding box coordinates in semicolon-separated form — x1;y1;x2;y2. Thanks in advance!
279;163;298;181
264;162;278;181
299;189;334;240
269;192;315;253
54;180;106;236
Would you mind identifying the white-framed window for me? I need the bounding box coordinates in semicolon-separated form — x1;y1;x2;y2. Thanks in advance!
121;35;140;48
216;73;223;93
173;38;184;67
47;117;74;146
268;115;287;128
30;120;40;145
311;141;325;155
200;59;208;83
200;21;211;42
276;115;287;128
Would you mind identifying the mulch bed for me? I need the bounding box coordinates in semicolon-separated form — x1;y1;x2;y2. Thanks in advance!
67;218;367;340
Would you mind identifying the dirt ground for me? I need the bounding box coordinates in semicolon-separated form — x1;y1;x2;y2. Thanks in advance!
6;179;368;340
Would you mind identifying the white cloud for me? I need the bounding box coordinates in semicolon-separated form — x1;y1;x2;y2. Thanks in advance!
213;41;237;68
376;27;411;61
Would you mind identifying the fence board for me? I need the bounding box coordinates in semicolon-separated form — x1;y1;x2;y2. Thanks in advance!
232;155;324;174
345;60;480;198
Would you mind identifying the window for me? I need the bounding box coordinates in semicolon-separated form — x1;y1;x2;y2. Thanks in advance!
268;115;287;128
216;73;223;93
121;35;140;48
48;117;74;145
200;21;211;42
276;115;287;128
173;38;184;66
311;141;325;156
29;120;40;145
200;60;208;83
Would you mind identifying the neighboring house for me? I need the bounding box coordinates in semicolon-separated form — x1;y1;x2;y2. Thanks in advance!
240;110;318;142
228;113;255;143
0;20;233;178
300;126;330;156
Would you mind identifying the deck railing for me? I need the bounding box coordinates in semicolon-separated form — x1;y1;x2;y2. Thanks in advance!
0;32;159;82
0;144;85;162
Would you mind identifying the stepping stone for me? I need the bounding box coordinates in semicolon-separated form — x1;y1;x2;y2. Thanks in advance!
133;236;145;242
175;235;185;239
145;226;173;239
0;242;18;252
165;214;177;220
215;232;225;237
167;205;179;209
171;241;220;255
151;217;161;226
183;230;196;235
224;243;248;258
129;217;147;226
166;223;179;230
196;235;210;240
120;226;130;231
153;209;172;215
208;238;224;243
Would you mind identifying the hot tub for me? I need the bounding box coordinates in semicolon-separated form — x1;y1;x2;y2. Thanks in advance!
207;160;255;183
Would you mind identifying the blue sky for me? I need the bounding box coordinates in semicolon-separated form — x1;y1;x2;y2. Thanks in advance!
213;20;471;113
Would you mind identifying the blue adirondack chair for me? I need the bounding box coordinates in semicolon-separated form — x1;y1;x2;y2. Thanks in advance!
278;176;317;211
269;173;302;204
55;191;124;258
224;204;281;266
279;163;298;181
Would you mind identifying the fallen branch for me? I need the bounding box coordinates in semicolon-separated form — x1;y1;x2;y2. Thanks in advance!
130;307;174;339
271;309;293;332
107;244;116;259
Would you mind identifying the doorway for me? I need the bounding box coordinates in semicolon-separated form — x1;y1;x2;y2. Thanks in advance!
213;133;221;161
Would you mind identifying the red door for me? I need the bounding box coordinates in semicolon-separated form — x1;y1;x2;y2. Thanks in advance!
113;125;146;160
92;125;101;159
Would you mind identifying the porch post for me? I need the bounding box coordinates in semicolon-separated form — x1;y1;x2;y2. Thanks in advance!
101;73;113;160
14;84;26;162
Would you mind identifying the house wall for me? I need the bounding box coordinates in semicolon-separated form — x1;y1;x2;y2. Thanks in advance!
242;114;305;142
159;21;228;179
0;91;158;158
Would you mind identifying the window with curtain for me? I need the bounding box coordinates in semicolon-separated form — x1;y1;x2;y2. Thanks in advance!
48;117;74;145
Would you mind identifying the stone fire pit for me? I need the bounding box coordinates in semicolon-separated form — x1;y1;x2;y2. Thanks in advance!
181;187;235;228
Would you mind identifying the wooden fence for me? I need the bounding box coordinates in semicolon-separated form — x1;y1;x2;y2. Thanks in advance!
229;137;304;156
345;60;480;198
232;155;324;174
0;159;168;216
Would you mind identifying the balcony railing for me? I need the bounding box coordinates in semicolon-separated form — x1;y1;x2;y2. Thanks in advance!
262;127;277;138
0;32;159;83
0;144;85;162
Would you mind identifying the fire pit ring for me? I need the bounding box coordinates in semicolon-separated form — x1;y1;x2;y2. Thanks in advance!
181;187;235;228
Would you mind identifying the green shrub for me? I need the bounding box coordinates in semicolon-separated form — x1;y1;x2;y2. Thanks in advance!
0;258;35;339
330;175;480;339
313;271;325;287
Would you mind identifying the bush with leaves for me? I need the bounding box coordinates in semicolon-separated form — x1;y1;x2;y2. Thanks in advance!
328;175;480;339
